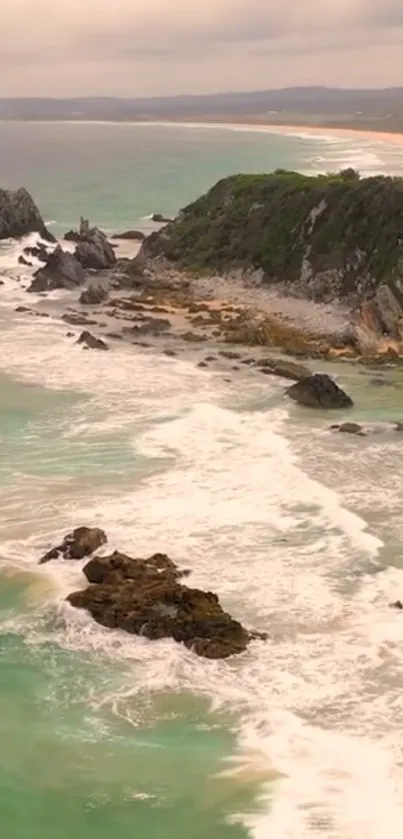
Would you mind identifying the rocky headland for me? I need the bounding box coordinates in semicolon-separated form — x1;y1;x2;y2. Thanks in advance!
5;171;403;405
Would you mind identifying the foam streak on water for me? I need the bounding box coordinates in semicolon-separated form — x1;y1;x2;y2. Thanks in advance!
1;241;403;837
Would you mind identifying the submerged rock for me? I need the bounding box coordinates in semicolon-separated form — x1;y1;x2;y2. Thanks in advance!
77;330;109;350
39;526;107;564
0;186;55;241
286;373;353;409
27;245;85;293
64;543;265;659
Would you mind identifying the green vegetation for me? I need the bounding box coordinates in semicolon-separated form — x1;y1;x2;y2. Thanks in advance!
146;170;403;300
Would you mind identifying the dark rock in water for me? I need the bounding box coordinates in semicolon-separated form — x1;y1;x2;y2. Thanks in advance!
18;255;32;266
27;245;85;293
287;374;353;409
256;358;311;382
394;422;403;432
24;244;49;262
0;186;55;241
77;330;109;351
111;230;146;241
62;313;98;326
330;422;365;436
390;600;403;610
39;526;107;564
79;283;108;305
151;213;173;224
127;317;171;337
65;543;265;659
15;305;31;313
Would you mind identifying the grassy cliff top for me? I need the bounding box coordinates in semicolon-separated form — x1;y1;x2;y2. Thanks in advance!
145;169;403;300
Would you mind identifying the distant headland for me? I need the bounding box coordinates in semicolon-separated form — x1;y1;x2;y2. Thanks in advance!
1;86;403;136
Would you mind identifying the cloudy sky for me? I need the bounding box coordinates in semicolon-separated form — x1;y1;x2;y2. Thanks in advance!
2;0;402;97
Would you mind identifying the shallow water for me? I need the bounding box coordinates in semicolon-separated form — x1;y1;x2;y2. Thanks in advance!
1;123;403;838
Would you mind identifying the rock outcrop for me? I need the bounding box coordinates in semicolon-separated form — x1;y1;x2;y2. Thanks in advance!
68;218;116;270
27;245;85;292
287;373;353;409
68;546;265;659
0;186;55;241
39;526;106;564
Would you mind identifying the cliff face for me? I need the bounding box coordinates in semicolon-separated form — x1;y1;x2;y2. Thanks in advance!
0;187;54;241
143;170;403;308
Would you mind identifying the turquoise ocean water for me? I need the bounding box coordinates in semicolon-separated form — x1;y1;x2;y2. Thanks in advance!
1;122;403;838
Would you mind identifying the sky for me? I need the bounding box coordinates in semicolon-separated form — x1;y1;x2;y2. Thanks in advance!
1;0;402;97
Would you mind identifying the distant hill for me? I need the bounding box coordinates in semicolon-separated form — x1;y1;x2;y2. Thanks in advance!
1;87;403;132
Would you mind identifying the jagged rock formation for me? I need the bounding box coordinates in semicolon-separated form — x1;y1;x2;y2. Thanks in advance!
0;187;55;241
39;529;266;659
27;245;85;292
69;218;116;270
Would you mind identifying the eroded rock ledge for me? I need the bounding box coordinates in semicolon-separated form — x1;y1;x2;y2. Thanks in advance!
39;527;266;659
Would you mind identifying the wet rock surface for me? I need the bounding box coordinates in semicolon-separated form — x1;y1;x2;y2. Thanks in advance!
39;530;266;659
39;527;107;564
27;245;85;293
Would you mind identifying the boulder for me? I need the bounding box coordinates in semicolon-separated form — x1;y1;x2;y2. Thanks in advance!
39;526;107;564
65;544;266;659
0;186;55;241
79;283;108;305
27;245;85;293
77;330;109;350
287;373;353;409
111;230;146;241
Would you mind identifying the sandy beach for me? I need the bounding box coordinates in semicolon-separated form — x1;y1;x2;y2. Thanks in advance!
142;118;403;149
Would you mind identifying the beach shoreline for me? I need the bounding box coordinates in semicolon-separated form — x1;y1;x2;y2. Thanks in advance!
125;118;403;148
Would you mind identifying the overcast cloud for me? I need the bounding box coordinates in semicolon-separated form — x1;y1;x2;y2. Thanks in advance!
1;0;402;96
